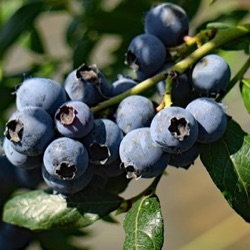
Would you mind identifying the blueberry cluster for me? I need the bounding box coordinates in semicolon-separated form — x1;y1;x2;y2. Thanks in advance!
2;2;231;199
3;71;127;197
119;2;230;175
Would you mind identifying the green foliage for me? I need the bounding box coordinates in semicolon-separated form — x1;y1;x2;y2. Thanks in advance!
240;78;250;113
123;194;164;250
200;119;250;221
0;0;250;249
3;182;123;230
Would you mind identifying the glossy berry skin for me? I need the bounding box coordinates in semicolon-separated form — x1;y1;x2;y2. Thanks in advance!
144;3;189;47
16;77;67;117
150;106;198;153
4;107;55;156
3;138;43;169
64;64;112;106
55;100;94;138
119;127;170;179
43;137;89;180
115;95;156;134
192;54;231;94
169;143;200;169
42;165;93;196
186;97;228;143
64;69;100;106
111;75;137;96
82;119;123;165
125;34;166;79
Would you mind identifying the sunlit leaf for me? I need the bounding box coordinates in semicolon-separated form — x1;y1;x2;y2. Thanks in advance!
3;185;123;230
123;194;164;250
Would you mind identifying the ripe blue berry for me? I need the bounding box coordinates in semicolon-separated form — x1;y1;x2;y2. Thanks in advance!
186;97;228;143
4;107;55;156
192;54;231;94
55;100;94;138
64;64;112;106
125;34;166;80
43;137;89;180
115;95;156;134
119;127;170;178
171;72;193;106
82;118;123;165
144;3;189;47
169;143;200;169
3;138;43;169
42;165;93;196
150;106;198;153
16;77;67;117
111;75;137;96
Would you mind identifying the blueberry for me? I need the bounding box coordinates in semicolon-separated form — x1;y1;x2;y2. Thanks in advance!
16;77;67;117
64;68;100;106
125;34;166;80
43;137;89;180
171;72;194;107
42;165;93;196
64;64;112;106
150;106;198;153
82;118;123;165
192;54;231;95
111;75;137;96
144;3;189;47
115;95;156;134
119;127;170;178
55;100;94;138
186;97;228;143
156;72;193;107
4;107;55;156
169;143;200;169
3;138;43;169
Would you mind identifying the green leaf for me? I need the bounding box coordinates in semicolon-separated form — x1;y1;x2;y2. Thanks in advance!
3;184;123;230
29;26;46;54
196;9;249;32
123;194;164;250
221;35;250;53
0;1;45;58
200;119;250;222
240;79;250;113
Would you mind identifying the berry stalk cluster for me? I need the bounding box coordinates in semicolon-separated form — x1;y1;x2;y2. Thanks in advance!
1;1;249;207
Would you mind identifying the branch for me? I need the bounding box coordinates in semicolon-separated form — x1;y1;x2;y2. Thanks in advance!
91;24;250;113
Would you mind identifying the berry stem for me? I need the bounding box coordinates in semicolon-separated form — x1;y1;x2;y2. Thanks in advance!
91;24;250;113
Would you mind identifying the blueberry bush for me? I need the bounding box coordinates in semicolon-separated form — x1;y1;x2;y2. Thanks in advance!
0;0;250;249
